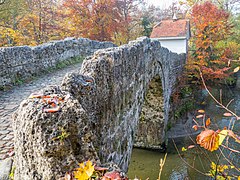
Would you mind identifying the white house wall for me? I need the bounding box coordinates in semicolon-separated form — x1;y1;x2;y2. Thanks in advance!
157;39;187;54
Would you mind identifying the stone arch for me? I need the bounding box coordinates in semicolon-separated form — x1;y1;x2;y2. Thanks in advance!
134;75;165;150
76;38;174;171
13;37;186;179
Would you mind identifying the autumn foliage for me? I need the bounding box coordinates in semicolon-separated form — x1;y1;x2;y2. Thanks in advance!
188;1;235;81
0;0;144;47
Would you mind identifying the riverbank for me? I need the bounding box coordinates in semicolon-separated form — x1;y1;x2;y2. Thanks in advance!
128;84;240;179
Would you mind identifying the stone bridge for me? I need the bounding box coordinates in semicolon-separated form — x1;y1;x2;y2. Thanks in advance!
12;37;185;179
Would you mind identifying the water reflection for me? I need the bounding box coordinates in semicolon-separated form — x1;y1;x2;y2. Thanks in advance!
128;86;240;179
128;136;215;180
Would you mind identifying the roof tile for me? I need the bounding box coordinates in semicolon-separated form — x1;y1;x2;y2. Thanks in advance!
150;19;189;38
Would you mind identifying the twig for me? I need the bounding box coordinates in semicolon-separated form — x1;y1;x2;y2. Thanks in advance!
215;154;221;180
219;147;240;172
158;153;167;180
187;134;213;163
220;89;222;104
200;71;240;120
226;99;234;108
171;139;209;177
221;144;240;153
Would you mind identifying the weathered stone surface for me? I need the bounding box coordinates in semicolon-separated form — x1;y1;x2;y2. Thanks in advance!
0;158;13;180
134;76;165;149
236;72;240;89
0;38;116;87
0;62;83;161
13;86;99;179
13;37;186;179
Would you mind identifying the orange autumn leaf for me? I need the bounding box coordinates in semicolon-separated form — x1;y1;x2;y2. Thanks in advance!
206;118;211;127
223;112;232;117
198;109;205;113
196;129;219;151
192;125;198;131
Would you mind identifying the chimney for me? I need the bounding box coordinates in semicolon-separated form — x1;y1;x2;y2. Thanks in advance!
173;12;177;21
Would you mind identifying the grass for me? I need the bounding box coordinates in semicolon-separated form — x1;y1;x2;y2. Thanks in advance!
46;56;84;73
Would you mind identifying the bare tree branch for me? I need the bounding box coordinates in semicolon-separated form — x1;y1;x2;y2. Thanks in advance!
200;71;240;120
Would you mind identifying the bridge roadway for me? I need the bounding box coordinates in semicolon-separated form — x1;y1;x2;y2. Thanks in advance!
0;62;82;160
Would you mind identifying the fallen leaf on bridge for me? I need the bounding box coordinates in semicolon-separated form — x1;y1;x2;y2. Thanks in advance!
102;171;122;180
74;160;94;180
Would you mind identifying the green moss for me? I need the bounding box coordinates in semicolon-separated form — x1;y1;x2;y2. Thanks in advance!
47;56;84;72
13;77;24;85
174;100;195;119
180;86;193;98
167;122;172;131
225;76;237;86
9;166;15;180
52;127;70;143
139;113;145;122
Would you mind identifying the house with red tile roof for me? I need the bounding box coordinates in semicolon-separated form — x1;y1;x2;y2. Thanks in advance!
150;18;191;54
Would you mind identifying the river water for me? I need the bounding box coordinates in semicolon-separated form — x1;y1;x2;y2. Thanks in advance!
128;86;240;179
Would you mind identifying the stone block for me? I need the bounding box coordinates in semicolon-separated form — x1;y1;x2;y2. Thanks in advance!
0;158;13;180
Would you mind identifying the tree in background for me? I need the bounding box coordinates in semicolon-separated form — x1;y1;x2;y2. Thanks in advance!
62;0;123;42
187;1;236;81
0;0;148;46
0;0;26;46
113;0;145;44
18;0;61;45
0;0;62;46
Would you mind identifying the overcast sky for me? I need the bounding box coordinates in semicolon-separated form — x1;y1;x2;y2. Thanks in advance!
146;0;177;9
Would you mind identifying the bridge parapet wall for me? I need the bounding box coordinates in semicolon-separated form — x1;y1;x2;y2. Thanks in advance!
13;37;185;179
0;38;116;87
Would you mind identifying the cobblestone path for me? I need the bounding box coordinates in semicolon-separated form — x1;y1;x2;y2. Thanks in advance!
0;63;82;160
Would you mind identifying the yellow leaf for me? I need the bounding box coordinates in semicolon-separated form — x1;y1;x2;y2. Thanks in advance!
234;66;240;73
206;118;211;127
218;130;228;146
84;160;94;177
211;162;216;170
182;147;187;152
74;170;89;180
198;109;205;113
74;161;94;180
